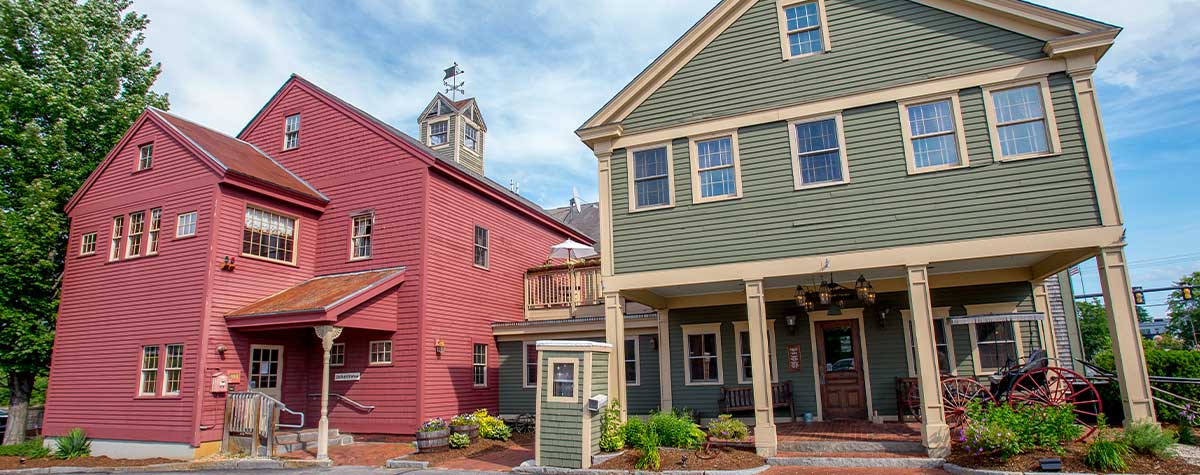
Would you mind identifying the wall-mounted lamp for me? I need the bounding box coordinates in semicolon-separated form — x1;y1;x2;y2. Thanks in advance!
434;339;446;355
877;306;891;329
649;336;658;351
784;314;798;335
216;344;228;355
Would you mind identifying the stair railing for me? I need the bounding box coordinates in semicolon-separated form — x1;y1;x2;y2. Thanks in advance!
307;392;376;412
223;392;304;457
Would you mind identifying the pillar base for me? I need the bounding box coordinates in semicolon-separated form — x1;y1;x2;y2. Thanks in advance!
753;425;777;457
921;422;950;458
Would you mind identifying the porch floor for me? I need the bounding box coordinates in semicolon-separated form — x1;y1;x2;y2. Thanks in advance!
776;421;922;443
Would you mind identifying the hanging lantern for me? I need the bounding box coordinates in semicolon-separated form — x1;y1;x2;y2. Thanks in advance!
866;286;877;305
794;285;807;307
855;275;870;301
818;284;832;305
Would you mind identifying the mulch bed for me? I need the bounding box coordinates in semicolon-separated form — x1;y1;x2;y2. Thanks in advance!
280;441;416;466
0;455;179;470
946;445;1200;474
594;447;764;471
406;432;533;467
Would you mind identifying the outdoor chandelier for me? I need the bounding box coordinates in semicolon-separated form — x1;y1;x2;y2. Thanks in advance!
794;273;877;310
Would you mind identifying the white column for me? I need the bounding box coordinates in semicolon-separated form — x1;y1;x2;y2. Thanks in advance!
603;291;628;420
1096;246;1156;422
906;265;949;458
656;309;673;412
313;325;343;461
744;279;777;457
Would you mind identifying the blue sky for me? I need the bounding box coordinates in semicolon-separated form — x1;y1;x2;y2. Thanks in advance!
136;0;1200;317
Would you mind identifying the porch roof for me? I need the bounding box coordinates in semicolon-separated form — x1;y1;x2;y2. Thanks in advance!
226;266;406;330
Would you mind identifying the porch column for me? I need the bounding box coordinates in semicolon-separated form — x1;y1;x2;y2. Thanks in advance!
905;265;950;458
656;309;672;412
1096;245;1156;422
1031;280;1058;360
314;325;343;461
744;279;777;457
603;291;628;420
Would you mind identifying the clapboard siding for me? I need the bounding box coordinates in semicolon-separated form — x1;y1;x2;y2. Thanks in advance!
622;0;1046;132
498;341;533;415
610;73;1100;274
538;350;586;469
626;334;660;414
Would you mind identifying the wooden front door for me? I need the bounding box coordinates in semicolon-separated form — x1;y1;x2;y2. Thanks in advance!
248;344;284;400
816;320;867;420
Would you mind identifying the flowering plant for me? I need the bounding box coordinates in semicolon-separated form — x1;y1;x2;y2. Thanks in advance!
419;417;447;433
450;413;478;426
706;414;749;441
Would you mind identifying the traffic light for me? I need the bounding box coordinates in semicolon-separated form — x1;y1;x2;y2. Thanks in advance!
1133;286;1145;305
1184;286;1194;301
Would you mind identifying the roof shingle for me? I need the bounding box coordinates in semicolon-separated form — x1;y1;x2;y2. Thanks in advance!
227;267;406;318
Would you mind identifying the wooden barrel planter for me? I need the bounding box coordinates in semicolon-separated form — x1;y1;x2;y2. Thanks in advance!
415;429;450;453
451;423;479;441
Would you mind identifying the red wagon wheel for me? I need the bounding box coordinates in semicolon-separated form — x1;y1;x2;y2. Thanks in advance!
942;377;993;429
1009;367;1102;441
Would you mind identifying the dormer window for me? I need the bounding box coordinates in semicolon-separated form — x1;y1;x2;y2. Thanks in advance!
138;144;153;170
283;114;300;150
464;124;479;152
778;0;830;60
429;121;448;146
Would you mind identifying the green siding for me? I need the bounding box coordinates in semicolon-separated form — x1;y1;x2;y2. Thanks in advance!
627;334;661;414
500;336;659;416
538;350;585;469
623;0;1046;132
611;74;1100;274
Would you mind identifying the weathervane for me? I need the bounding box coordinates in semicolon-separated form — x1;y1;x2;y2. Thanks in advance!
443;63;465;100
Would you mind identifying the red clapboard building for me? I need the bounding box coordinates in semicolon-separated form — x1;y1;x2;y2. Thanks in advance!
44;75;589;458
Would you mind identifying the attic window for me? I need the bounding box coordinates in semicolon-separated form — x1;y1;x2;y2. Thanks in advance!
284;114;300;150
430;121;448;146
778;0;830;60
138;144;154;170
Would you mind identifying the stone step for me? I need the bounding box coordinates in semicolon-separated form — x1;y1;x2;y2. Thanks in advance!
768;455;944;469
275;428;339;444
274;433;352;454
778;440;927;454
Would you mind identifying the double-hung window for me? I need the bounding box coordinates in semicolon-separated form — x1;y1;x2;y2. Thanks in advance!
691;134;740;202
330;343;345;367
147;208;161;255
975;322;1018;371
523;342;538;388
80;232;97;256
790;116;848;188
906;317;954;375
284;114;300;150
163;344;183;395
983;79;1059;161
126;211;145;257
779;1;828;59
682;323;722;385
176;211;197;238
473;225;489;269
242;206;297;264
734;321;778;384
369;340;392;365
351;213;373;259
138;144;154;170
464;124;479;152
624;337;639;386
473;343;487;387
630;145;672;210
900;95;968;173
110;216;124;261
139;345;160;396
429;121;448;146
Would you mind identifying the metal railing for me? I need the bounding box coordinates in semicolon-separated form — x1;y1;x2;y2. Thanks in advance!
525;265;602;309
307;393;376;412
223;392;303;457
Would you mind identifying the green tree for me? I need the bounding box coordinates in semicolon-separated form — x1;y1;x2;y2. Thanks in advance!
0;0;167;443
1077;299;1112;360
1166;272;1200;348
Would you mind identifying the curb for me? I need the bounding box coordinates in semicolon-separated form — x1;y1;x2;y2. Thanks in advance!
0;458;332;473
385;456;431;469
942;462;1159;475
512;464;770;475
768;456;944;469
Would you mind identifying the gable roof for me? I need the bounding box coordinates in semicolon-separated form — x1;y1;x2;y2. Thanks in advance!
239;75;590;244
576;0;1119;137
418;93;487;130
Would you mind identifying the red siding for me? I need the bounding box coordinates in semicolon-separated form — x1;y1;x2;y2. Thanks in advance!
45;119;219;443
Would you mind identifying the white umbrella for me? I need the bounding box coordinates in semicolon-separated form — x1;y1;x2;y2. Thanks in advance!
548;240;597;317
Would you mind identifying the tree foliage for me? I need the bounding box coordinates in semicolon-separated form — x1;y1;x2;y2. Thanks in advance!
0;0;167;442
1076;299;1152;360
1166;271;1200;347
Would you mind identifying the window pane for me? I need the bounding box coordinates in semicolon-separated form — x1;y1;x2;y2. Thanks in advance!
912;134;960;169
788;28;823;56
998;121;1049;157
992;86;1044;124
699;167;736;198
785;2;820;30
635;177;670;208
696;137;732;169
795;120;839;153
799;151;843;184
633;148;668;179
907;101;955;137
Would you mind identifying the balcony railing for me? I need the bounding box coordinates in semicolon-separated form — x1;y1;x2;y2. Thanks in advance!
526;265;602;309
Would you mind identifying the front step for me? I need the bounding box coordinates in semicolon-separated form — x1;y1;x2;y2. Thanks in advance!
778;440;926;454
275;428;340;445
274;429;353;454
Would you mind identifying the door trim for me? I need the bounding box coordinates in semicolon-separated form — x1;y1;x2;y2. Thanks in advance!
807;309;874;421
248;344;285;400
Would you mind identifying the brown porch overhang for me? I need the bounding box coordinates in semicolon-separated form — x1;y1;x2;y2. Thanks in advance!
225;266;406;330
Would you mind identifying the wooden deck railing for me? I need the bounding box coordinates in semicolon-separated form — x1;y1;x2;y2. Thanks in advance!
525;265;602;309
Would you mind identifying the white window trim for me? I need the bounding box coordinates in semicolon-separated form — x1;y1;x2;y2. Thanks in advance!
125;211;145;258
787;113;851;190
775;0;832;61
523;341;537;389
546;356;579;403
624;337;641;386
473;225;490;270
138;144;154;171
900;308;958;377
688;131;743;203
162;343;183;396
428;119;450;148
330;342;345;367
625;141;676;213
80;232;97;256
349;212;373;261
898;93;971;175
981;77;1061;162
147;208;161;256
732;320;779;385
368;340;392;365
176;211;197;238
681;322;723;386
241;205;300;266
461;117;482;156
138;345;159;397
963;303;1026;375
473;343;488;387
110;215;123;261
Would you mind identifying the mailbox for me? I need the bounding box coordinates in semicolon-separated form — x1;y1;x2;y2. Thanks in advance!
588;394;609;413
210;372;228;393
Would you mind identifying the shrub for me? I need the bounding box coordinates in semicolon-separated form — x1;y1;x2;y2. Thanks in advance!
1179;414;1196;446
1086;430;1131;472
1122;421;1175;458
647;410;705;449
53;428;91;460
450;413;477;426
448;432;470;449
1095;344;1200;422
959;402;1082;458
419;417;447;433
623;417;647;449
0;438;49;459
707;414;749;441
471;409;511;440
599;401;625;452
634;430;660;471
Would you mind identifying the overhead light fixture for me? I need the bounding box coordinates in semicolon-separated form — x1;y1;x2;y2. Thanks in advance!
794;285;807;307
855;275;870;301
950;305;968;317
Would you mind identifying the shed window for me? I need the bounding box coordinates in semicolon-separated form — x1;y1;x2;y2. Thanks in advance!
126;211;145;257
551;361;576;399
369;340;392;365
139;345;160;396
80;232;97;256
138;144;154;170
351;214;373;259
242;207;296;264
473;225;489;269
473;343;487;387
430;121;448;146
284;114;300;150
632;146;671;209
163;344;183;395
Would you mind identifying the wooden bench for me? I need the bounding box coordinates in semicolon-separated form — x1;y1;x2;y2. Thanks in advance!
717;381;797;422
896;377;920;423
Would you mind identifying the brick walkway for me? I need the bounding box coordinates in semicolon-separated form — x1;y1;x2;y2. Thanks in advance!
765;467;947;475
776;421;922;442
435;444;533;471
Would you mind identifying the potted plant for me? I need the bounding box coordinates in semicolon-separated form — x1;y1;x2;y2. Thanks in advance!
415;417;449;453
705;414;753;448
450;413;480;440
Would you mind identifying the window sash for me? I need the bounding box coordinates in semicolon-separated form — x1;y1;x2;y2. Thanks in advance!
632;147;671;208
551;362;575;398
139;346;160;396
139;144;153;170
147;208;161;255
330;343;345;367
163;344;183;395
110;216;124;261
905;99;964;170
176;212;197;237
351;214;373;259
430;121;448;145
284;115;300;149
624;338;639;385
473;344;487;386
464;125;479;151
686;333;720;383
736;327;777;384
976;322;1018;369
474;225;489;268
126;211;145;257
793;118;845;186
369;341;392;364
783;1;824;56
242;207;297;263
524;342;538;387
80;233;97;255
695;137;737;198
